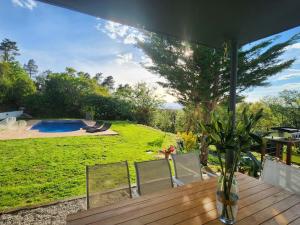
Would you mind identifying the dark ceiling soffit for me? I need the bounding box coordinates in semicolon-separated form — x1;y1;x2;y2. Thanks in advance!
37;0;300;48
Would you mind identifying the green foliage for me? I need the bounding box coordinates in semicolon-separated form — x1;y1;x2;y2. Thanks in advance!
138;33;298;129
0;61;36;108
23;59;38;78
200;108;263;175
0;38;20;62
81;94;134;120
151;109;177;133
25;68;109;117
263;90;300;128
176;131;198;152
138;33;297;164
237;102;279;131
114;82;163;124
101;75;115;90
0;121;175;211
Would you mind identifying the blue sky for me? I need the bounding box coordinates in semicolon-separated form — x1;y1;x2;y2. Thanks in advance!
1;0;300;103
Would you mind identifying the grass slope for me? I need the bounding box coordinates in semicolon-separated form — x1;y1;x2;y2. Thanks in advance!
0;121;175;211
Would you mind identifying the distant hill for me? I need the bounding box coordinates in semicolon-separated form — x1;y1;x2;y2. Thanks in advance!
161;102;183;110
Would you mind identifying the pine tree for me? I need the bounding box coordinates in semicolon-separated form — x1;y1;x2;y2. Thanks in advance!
0;38;20;62
101;76;115;90
24;59;38;78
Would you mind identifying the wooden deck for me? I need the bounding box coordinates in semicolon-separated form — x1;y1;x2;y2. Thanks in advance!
67;173;300;225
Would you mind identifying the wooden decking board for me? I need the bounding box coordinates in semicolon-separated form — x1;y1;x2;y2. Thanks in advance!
67;175;217;221
167;190;292;225
66;173;300;225
68;179;218;225
204;186;284;225
68;174;255;225
90;176;261;224
261;203;300;225
288;217;300;225
143;181;275;225
237;195;300;225
72;179;268;224
67;173;251;222
123;184;276;225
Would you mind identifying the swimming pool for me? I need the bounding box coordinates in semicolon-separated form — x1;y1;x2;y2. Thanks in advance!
31;120;86;133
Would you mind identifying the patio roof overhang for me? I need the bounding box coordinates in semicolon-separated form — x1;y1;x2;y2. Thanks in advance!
37;0;300;48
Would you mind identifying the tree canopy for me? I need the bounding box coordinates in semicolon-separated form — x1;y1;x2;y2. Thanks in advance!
114;82;163;124
0;61;36;110
0;38;20;62
138;32;299;164
138;33;299;118
24;59;38;78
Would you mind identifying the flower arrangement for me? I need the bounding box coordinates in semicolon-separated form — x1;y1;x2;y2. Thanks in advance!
161;145;175;159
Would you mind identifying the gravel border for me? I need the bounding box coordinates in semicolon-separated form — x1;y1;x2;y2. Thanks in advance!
0;198;86;225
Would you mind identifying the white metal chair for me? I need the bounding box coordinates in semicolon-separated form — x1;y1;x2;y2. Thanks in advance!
261;158;300;195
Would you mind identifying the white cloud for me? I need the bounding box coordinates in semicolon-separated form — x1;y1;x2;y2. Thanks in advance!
272;69;300;81
70;56;177;102
285;42;300;50
96;20;144;45
140;55;153;67
115;53;134;65
277;73;300;80
245;82;300;102
11;0;37;10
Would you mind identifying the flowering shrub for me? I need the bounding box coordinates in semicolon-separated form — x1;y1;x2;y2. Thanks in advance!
177;132;197;152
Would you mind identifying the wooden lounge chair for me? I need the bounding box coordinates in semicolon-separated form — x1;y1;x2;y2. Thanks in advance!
86;122;111;133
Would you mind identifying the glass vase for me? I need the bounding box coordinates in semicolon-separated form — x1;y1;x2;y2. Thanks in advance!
216;174;239;224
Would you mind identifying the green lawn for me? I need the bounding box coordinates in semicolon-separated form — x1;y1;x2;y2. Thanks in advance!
0;121;175;211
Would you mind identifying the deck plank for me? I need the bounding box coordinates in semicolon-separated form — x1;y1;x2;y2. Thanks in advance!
118;183;275;225
67;174;253;225
237;195;300;225
261;203;300;225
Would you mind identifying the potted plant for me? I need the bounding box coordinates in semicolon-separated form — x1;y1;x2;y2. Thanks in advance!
200;108;263;224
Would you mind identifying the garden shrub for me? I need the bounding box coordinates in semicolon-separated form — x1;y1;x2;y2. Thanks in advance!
177;131;197;151
81;94;134;121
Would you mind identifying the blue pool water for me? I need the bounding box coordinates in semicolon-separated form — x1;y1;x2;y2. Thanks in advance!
31;120;86;133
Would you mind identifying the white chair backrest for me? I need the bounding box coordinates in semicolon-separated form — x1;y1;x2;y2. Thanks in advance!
261;159;300;195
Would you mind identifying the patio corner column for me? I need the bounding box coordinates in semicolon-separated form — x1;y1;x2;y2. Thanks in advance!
226;39;238;168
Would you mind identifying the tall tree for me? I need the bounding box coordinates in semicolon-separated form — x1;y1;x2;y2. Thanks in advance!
114;82;163;124
263;90;300;128
24;59;38;78
0;38;20;62
0;61;36;108
94;72;103;84
138;33;299;165
101;75;115;90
